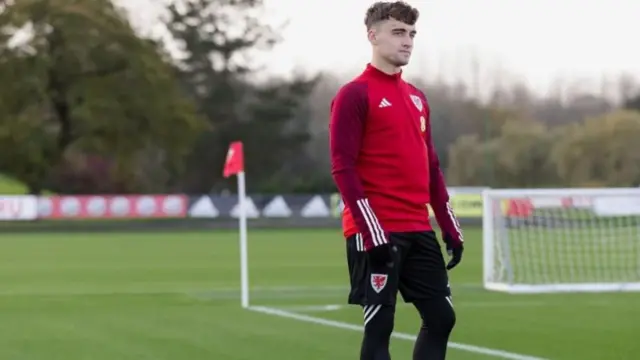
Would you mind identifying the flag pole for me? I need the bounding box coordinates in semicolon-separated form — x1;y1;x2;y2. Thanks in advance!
237;170;249;309
223;141;249;309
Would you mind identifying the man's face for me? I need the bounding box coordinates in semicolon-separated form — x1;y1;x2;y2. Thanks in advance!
369;18;416;67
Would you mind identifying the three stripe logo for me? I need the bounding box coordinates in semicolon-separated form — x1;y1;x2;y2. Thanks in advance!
356;198;386;246
446;201;464;242
355;233;364;251
378;98;392;108
363;305;382;326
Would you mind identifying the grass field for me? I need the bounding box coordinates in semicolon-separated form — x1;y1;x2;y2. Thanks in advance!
0;174;54;195
0;226;638;359
0;175;28;194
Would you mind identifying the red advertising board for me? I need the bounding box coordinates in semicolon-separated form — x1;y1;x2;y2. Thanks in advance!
505;199;534;217
38;195;187;219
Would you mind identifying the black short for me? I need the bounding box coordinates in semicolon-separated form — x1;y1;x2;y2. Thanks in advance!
346;231;451;305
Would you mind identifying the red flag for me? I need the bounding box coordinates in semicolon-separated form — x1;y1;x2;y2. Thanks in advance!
223;141;244;178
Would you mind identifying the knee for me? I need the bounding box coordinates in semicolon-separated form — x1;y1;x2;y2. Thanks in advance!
440;299;456;334
416;297;456;336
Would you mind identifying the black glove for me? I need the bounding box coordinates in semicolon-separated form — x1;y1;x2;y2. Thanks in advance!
443;234;463;270
367;242;397;268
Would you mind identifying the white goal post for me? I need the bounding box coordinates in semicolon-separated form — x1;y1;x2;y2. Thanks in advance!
482;187;640;293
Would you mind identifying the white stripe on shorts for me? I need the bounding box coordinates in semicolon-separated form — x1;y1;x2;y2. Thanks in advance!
363;304;382;326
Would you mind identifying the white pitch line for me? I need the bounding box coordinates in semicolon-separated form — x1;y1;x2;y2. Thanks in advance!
283;301;549;313
280;304;344;312
249;306;549;360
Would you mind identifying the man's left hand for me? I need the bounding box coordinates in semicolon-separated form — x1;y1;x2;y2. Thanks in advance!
443;234;463;270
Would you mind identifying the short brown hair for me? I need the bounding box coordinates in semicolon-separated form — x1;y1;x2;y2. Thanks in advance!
364;1;419;29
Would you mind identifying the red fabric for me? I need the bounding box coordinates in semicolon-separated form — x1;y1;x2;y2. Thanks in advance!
223;141;245;178
329;64;463;250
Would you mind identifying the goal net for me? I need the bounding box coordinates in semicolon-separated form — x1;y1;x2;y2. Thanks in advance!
483;188;640;293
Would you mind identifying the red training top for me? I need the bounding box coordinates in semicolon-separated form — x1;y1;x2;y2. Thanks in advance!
329;63;463;251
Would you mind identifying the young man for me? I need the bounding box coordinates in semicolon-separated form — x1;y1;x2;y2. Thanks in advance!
329;2;464;359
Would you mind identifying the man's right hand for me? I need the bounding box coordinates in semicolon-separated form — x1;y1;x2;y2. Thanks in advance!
367;241;396;267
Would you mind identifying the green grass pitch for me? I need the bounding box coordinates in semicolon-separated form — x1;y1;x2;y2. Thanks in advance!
0;226;638;359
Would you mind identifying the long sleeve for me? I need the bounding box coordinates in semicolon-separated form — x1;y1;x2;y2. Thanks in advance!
329;82;387;249
424;106;464;245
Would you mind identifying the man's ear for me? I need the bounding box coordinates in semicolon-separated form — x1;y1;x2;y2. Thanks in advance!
367;28;377;45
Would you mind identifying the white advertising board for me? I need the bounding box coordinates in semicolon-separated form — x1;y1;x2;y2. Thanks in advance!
0;196;38;221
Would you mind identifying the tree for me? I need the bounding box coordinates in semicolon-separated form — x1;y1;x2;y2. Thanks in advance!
491;120;558;188
624;93;640;112
551;110;640;186
165;0;319;193
446;116;560;188
445;134;487;186
0;0;205;194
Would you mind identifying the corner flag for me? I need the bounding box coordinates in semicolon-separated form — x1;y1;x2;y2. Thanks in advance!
223;141;250;309
223;141;244;178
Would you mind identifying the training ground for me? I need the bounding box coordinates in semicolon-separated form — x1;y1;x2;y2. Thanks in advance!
0;226;637;359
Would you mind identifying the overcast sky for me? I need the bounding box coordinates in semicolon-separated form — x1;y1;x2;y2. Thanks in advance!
115;0;639;95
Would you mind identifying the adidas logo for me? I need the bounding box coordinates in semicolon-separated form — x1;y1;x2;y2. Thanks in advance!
379;98;392;108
